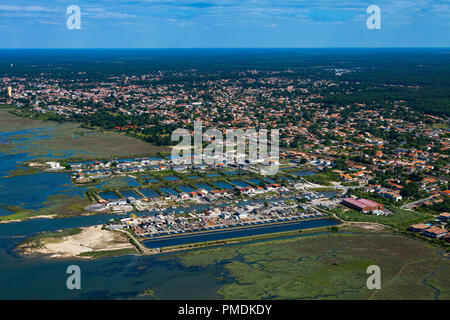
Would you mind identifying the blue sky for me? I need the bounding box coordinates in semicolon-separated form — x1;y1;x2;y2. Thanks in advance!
0;0;449;48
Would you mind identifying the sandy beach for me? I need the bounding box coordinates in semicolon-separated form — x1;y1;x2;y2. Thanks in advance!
0;219;21;224
29;215;55;220
19;225;135;258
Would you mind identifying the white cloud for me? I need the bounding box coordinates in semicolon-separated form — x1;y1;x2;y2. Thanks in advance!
0;5;22;11
84;7;137;19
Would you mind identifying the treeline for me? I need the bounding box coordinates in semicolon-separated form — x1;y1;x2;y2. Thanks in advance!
320;87;450;117
72;109;181;146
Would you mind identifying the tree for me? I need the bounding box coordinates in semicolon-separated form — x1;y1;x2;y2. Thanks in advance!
400;182;420;198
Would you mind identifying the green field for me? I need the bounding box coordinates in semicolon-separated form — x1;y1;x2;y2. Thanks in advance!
176;228;450;300
337;207;434;230
0;108;169;160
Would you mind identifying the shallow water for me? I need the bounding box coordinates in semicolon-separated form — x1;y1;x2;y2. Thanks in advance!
230;180;251;188
212;181;234;189
178;185;196;193
291;171;316;176
0;240;222;299
120;189;141;199
159;187;179;196
138;188;160;198
195;183;213;191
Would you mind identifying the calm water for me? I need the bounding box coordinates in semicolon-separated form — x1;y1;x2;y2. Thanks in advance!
263;177;276;184
96;176;140;189
0;240;222;300
247;178;266;186
159;187;179;196
0;206;12;217
98;192;121;201
120;189;141;199
291;171;316;177
212;181;234;190
195;183;214;191
223;171;240;175
230;180;251;188
163;176;180;181
0;152;87;210
138;188;160;199
178;185;196;193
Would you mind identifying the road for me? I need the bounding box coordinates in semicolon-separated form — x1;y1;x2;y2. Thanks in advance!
118;229;152;254
400;195;436;210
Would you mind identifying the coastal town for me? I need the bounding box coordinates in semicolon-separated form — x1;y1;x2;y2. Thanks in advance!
0;61;448;253
19;148;448;252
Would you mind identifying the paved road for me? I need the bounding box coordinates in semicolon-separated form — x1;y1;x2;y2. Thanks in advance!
118;229;151;254
400;196;435;210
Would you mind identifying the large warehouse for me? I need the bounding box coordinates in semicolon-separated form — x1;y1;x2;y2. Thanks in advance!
341;198;384;213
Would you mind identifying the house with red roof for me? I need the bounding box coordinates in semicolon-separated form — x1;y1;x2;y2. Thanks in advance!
437;212;450;222
422;227;448;238
409;224;431;233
